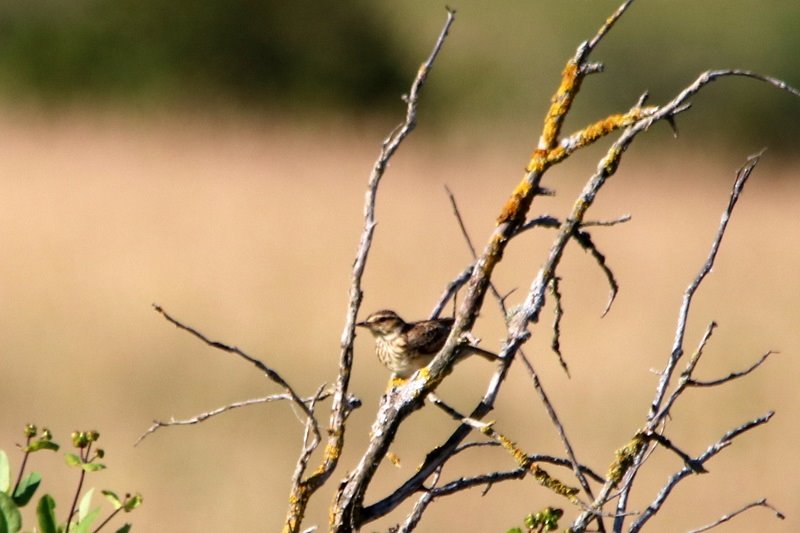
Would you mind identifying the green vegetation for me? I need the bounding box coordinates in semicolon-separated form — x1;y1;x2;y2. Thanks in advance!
0;2;797;149
0;0;409;112
0;425;141;533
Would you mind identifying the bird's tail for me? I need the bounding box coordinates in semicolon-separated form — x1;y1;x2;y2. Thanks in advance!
458;344;501;362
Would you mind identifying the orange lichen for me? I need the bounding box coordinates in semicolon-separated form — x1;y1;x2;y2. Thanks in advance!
540;61;580;148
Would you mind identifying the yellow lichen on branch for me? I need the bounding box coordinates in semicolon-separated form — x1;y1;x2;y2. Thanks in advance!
607;432;647;487
480;422;579;503
497;177;535;225
284;487;311;533
540;61;581;149
531;464;580;502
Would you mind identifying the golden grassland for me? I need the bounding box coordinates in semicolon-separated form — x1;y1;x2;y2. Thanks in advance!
0;109;798;531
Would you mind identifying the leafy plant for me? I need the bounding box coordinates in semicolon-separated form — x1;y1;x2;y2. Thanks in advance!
0;425;141;533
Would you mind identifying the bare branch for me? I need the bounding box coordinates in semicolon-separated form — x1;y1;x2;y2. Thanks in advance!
152;304;320;443
686;499;785;533
286;12;459;530
398;467;442;533
429;393;604;484
431;263;473;319
446;193;599;504
581;215;632;227
571;149;787;531
649;151;764;424
325;11;461;528
655;321;718;421
134;392;328;447
430;469;526;499
629;412;775;532
291;384;330;489
572;229;620;316
445;185;478;259
643;431;707;474
689;350;777;387
335;4;799;529
548;277;570;376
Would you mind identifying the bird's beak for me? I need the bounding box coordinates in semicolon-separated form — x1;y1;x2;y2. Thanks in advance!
355;320;367;328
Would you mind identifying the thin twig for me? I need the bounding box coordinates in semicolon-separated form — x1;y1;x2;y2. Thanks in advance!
629;412;775;532
688;350;777;387
398;467;443;533
152;304;320;443
686;498;784;533
644;431;707;474
649;151;765;424
135;392;330;447
654;321;718;422
549;276;570;375
610;153;769;526
446;192;595;503
291;384;330;489
572;229;620;316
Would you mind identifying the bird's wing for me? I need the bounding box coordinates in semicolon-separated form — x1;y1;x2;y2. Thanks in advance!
404;318;453;355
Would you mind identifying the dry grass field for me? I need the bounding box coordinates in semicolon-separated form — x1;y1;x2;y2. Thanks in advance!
0;108;798;531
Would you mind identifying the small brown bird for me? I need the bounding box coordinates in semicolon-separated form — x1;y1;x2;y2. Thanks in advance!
356;309;500;379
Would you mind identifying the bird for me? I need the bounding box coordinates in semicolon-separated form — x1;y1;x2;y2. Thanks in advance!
356;309;500;379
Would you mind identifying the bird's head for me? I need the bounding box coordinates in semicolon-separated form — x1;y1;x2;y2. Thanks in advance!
356;309;405;336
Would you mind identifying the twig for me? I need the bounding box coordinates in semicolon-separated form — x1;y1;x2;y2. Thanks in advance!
429;469;527;499
549;276;569;376
686;498;785;533
643;432;707;474
610;154;770;526
629;412;775;532
398;467;442;533
291;384;330;490
571;144;786;533
442;186;508;317
324;10;459;529
572;229;619;316
152;304;320;443
517;353;598;499
445;185;478;259
688;350;777;387
654;321;718;422
445;192;597;504
135;392;330;447
429;394;604;483
428;393;582;505
649;151;764;424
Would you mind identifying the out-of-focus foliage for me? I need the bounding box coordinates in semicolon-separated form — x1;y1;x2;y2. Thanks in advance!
0;0;410;112
0;1;798;149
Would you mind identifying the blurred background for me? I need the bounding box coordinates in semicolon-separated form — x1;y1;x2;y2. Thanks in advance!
0;1;798;531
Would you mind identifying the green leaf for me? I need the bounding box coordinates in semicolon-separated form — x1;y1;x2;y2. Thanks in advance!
0;451;9;493
80;463;105;473
64;453;82;467
24;440;59;453
73;506;101;533
115;524;131;533
0;491;22;533
505;528;523;533
36;494;57;533
11;471;41;507
122;493;142;512
78;488;94;521
101;490;121;510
